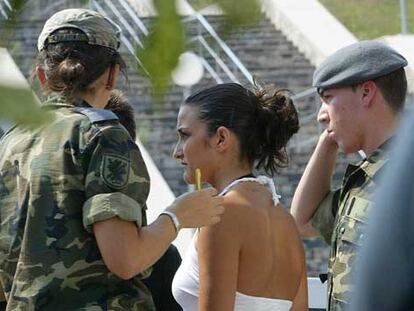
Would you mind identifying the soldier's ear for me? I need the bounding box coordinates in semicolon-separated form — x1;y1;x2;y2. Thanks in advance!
360;80;377;108
36;66;47;86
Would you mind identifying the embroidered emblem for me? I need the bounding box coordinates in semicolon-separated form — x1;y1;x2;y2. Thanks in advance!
102;154;130;189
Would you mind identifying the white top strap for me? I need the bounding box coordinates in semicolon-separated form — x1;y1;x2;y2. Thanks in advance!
218;175;281;205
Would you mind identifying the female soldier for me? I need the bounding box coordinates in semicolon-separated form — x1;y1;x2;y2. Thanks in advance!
172;83;308;310
0;9;223;310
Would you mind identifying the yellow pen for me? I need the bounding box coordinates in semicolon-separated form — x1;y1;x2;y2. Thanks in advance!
195;168;202;191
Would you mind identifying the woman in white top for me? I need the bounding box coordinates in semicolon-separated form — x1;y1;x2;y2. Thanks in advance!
172;83;308;311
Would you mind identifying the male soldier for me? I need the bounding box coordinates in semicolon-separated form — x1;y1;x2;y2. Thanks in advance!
291;40;408;310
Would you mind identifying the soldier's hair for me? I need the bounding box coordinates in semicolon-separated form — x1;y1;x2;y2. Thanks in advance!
184;82;299;175
105;90;136;140
34;29;126;99
374;68;407;112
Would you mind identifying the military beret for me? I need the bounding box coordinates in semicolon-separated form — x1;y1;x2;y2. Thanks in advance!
38;8;121;51
313;40;408;92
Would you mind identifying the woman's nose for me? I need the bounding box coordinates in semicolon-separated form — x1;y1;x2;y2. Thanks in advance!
173;143;182;159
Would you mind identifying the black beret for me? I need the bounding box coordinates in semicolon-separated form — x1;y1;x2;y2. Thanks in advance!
313;40;408;92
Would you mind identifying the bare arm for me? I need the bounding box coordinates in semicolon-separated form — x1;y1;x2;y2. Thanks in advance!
198;200;241;311
291;130;338;237
94;188;224;279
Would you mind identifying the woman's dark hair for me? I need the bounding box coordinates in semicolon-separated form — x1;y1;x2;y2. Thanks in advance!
34;29;126;100
184;82;299;175
105;89;136;140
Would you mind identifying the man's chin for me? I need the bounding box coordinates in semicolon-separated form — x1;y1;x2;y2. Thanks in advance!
340;144;361;156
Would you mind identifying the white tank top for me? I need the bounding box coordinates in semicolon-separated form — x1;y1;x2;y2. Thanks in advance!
172;176;293;311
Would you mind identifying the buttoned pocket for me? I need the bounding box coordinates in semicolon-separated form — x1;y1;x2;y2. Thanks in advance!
330;196;371;304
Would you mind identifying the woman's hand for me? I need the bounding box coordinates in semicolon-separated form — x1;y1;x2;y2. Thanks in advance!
167;188;225;229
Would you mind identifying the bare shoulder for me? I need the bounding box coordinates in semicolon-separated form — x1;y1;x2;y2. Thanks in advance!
273;203;302;237
198;189;248;238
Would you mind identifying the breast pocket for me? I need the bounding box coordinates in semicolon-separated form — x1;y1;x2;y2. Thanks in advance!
330;196;372;303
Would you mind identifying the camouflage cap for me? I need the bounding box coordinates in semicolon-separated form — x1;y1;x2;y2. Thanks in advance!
313;40;408;93
37;8;121;51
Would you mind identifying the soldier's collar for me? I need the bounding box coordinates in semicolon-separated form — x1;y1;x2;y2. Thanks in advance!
359;137;394;178
41;93;93;109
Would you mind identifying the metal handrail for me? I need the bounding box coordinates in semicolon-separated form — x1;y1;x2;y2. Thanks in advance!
181;3;254;85
196;35;239;82
118;0;149;36
91;0;149;75
92;0;225;84
0;0;11;19
135;0;253;85
400;0;408;34
199;57;223;83
101;0;143;48
292;87;316;101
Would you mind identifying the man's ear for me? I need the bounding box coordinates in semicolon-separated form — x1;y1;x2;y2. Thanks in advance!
360;80;377;108
36;66;47;86
214;126;231;152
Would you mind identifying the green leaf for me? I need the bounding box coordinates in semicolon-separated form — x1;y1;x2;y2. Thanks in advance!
187;0;215;10
0;84;52;127
216;0;261;29
0;48;51;127
138;0;185;95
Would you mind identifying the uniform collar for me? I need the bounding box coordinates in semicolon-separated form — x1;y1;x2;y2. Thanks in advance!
343;138;393;181
41;93;92;109
358;138;393;178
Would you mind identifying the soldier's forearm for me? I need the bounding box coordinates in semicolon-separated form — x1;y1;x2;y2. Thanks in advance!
94;215;176;280
291;132;338;233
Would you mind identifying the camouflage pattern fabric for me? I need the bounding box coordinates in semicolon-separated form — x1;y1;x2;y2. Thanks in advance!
0;94;155;310
312;143;390;311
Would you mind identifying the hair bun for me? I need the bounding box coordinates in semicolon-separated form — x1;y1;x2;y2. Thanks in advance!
253;86;299;172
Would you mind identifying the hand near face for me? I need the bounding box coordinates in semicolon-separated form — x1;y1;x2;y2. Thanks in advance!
319;129;339;151
168;188;225;229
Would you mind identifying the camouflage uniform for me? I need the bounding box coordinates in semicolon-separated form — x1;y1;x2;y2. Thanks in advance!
312;142;390;311
0;94;155;310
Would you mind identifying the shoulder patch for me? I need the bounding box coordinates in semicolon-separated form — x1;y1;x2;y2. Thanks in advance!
101;154;130;189
72;107;118;123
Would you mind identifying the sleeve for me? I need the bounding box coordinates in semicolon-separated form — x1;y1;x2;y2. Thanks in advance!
312;188;340;243
82;124;150;232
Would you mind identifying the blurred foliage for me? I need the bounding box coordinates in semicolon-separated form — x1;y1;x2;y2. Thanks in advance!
320;0;414;39
188;0;214;10
138;0;185;95
215;0;260;29
0;0;25;46
0;0;51;128
0;85;52;127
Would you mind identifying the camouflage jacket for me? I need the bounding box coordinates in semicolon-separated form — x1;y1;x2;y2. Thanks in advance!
0;95;155;310
312;142;390;311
